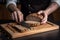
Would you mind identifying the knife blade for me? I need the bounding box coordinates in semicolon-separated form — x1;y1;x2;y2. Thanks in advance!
17;21;31;30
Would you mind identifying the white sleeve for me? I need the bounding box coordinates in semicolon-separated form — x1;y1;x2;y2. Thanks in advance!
6;0;17;7
52;0;60;6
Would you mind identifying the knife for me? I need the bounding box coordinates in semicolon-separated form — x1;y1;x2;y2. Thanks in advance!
17;21;31;30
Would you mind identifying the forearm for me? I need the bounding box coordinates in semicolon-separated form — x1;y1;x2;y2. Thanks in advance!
44;2;59;15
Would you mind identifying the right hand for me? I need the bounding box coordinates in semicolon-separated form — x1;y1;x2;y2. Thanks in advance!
11;9;24;22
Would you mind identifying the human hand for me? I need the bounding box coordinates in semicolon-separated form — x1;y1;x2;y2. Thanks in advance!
37;10;48;24
11;9;24;22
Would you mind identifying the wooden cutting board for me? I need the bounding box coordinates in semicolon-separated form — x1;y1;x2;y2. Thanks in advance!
0;21;59;39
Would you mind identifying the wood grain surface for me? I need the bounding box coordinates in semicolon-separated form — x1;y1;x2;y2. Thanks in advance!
0;21;59;39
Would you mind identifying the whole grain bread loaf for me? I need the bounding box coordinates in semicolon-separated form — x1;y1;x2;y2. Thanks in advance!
26;13;44;27
26;13;43;22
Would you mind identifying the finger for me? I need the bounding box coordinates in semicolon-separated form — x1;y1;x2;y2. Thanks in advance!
42;15;47;21
17;11;23;22
14;11;18;22
11;13;15;20
19;13;22;22
41;18;47;24
37;11;43;15
20;14;23;22
41;14;48;24
41;17;47;24
21;14;24;21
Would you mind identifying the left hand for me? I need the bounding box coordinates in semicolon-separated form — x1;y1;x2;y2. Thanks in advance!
37;10;48;24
